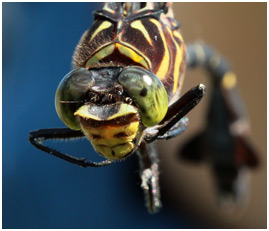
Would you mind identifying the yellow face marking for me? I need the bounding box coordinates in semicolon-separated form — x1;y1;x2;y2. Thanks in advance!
75;102;141;160
89;122;139;146
89;21;112;43
167;27;183;94
86;44;115;67
74;106;100;121
107;103;138;120
131;20;153;46
222;72;237;89
74;103;138;121
83;121;140;160
95;143;133;160
116;43;149;68
149;19;170;80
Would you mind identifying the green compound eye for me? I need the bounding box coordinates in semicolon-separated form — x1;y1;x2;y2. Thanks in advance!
118;66;168;127
55;68;94;130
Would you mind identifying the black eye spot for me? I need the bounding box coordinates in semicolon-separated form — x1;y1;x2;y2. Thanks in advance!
114;132;128;138
91;134;102;139
112;150;116;156
139;87;148;97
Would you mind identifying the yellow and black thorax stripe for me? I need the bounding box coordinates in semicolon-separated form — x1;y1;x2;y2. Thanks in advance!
73;2;186;100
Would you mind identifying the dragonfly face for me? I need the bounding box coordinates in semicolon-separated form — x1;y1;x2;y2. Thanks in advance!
55;66;168;160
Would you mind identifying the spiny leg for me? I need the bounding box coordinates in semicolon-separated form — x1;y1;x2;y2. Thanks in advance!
156;117;189;140
146;117;189;141
29;128;112;167
136;141;161;213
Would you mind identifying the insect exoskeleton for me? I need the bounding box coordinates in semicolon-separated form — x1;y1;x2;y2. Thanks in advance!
55;66;168;160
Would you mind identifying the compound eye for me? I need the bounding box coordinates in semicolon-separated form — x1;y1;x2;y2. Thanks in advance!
55;68;94;130
118;66;168;127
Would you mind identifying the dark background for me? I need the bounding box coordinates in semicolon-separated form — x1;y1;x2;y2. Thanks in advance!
3;3;266;229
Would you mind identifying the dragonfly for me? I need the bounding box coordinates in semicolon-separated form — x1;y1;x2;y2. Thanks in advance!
29;2;259;213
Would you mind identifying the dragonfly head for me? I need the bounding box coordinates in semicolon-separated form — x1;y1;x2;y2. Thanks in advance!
55;66;168;160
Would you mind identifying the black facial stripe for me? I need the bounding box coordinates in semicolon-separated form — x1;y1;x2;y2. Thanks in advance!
77;113;139;128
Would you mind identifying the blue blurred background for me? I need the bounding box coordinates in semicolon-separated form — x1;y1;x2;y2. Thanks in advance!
3;3;201;228
3;2;266;229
